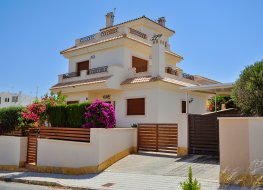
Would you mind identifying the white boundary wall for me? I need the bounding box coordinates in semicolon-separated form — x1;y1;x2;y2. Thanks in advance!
219;117;263;174
0;136;28;166
177;113;188;149
37;128;137;168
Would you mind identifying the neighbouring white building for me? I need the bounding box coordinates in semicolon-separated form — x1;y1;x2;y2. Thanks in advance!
51;13;219;127
0;92;35;108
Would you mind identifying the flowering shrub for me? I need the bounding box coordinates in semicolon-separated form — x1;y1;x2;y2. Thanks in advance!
18;92;66;130
41;92;66;107
19;101;46;128
83;100;116;128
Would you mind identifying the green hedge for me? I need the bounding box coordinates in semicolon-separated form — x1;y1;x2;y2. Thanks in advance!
46;102;90;128
0;106;23;133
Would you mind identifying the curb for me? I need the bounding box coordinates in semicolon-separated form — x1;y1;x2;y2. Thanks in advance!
0;176;94;190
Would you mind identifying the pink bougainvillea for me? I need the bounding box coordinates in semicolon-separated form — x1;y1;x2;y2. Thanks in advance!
21;102;46;127
82;100;116;128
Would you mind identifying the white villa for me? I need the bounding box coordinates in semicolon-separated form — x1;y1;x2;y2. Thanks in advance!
51;12;219;127
0;92;35;108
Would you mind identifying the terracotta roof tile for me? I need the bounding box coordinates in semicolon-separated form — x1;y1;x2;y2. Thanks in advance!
50;76;111;89
100;16;175;33
121;76;160;85
61;35;124;54
121;76;196;87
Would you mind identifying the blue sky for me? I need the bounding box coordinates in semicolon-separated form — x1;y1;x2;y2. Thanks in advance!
0;0;262;97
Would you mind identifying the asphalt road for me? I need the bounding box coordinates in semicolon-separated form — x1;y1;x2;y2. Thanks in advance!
0;181;65;190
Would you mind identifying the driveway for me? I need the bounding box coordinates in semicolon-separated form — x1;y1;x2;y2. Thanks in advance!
106;152;220;181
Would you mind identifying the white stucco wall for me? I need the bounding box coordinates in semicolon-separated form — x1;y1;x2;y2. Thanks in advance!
0;136;27;166
37;128;136;168
68;48;125;73
0;92;34;108
219;117;263;175
96;128;137;164
177;113;188;149
92;83;208;128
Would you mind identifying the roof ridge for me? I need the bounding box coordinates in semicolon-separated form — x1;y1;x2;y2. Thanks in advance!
100;15;175;33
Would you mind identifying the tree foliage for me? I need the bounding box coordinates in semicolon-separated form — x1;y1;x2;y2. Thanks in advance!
232;60;263;116
0;106;23;133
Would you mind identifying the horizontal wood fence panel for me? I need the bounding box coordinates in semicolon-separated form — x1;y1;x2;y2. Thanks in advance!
27;128;39;164
138;124;178;154
39;127;90;143
188;109;241;156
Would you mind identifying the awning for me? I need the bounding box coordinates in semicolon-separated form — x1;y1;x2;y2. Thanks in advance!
180;82;233;95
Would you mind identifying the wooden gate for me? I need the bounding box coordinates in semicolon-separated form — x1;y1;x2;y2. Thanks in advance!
188;109;241;156
27;128;39;164
138;124;178;154
188;114;219;155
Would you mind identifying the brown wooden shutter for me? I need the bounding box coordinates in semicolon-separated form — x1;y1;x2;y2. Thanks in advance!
182;101;186;113
67;101;79;105
77;61;89;75
132;57;148;73
127;98;145;115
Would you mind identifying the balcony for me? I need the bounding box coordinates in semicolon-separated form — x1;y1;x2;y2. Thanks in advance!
165;67;177;76
59;66;109;83
88;66;108;74
75;26;151;47
182;73;195;81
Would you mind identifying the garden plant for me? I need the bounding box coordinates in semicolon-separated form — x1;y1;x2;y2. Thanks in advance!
232;60;263;116
83;100;116;128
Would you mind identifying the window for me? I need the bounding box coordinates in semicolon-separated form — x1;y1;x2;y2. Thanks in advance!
127;98;145;115
77;60;89;76
132;56;148;73
182;100;186;113
67;101;79;105
5;98;9;102
12;96;18;103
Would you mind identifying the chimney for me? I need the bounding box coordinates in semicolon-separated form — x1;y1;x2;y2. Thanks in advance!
106;12;114;28
151;34;166;77
157;17;166;27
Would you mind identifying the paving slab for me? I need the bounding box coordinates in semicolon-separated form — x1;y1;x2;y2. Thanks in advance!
106;153;220;181
0;154;258;189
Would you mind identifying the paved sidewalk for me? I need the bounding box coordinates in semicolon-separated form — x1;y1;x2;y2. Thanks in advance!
0;154;258;189
0;170;219;190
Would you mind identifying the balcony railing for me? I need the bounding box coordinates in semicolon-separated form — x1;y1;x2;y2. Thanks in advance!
62;72;79;79
88;66;108;74
165;67;177;76
79;34;96;43
62;66;108;79
101;27;118;37
182;73;195;80
129;28;147;39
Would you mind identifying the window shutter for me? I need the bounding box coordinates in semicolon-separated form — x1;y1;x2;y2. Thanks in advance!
127;98;145;115
132;57;148;73
182;101;186;113
67;101;79;105
77;61;89;75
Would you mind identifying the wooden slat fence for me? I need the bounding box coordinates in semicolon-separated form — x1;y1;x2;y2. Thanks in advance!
39;127;90;142
138;124;178;154
27;128;39;164
188;109;242;156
